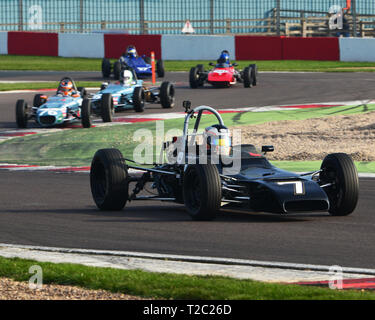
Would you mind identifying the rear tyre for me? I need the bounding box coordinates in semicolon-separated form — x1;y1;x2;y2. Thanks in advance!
101;93;114;122
159;81;175;108
101;58;111;78
113;61;122;80
33;94;46;108
183;164;222;221
133;86;145;112
189;67;200;89
81;99;92;128
16;99;28;128
320;153;359;216
90;148;129;211
250;64;258;86
156;59;165;77
243;66;254;88
77;87;88;99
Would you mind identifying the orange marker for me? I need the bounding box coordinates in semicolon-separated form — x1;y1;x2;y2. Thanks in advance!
151;51;156;85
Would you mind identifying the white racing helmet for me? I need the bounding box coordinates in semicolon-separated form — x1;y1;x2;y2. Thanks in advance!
121;69;133;86
203;124;232;156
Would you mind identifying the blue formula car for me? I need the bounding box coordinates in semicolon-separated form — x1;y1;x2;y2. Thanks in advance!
81;69;174;128
101;45;164;80
15;77;87;128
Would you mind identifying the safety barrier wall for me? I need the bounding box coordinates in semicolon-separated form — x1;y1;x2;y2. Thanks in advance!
59;33;104;58
161;35;235;60
2;32;375;62
8;31;58;56
0;32;7;54
339;38;375;62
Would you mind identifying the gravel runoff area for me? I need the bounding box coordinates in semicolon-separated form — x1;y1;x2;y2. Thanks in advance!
0;277;146;300
241;111;375;162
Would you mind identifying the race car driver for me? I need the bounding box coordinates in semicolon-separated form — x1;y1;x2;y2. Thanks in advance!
57;79;80;97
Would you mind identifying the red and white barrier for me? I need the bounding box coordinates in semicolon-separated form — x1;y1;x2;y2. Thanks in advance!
1;31;375;62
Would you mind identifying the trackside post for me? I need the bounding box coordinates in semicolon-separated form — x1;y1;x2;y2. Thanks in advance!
151;51;156;84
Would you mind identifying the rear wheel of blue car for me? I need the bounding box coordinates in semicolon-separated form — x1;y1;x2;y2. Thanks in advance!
320;153;359;216
101;93;114;122
90;148;129;211
113;61;122;80
183;164;222;221
133;87;145;112
160;81;175;108
15;99;28;128
81;99;92;128
102;58;111;78
156;59;165;77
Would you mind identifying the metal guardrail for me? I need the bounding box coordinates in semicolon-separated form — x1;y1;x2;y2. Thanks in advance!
1;0;374;37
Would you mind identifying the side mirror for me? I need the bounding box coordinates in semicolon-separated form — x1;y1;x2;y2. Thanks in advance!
262;145;274;153
209;62;214;66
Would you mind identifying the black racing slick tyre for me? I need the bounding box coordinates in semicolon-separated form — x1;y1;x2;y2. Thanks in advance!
90;148;129;211
102;58;111;78
33;94;46;108
159;81;175;108
320;153;359;216
243;66;254;88
183;164;222;221
77;87;88;99
250;64;258;86
156;59;165;78
81;98;92;128
16;99;28;128
101;93;114;122
189;67;200;88
113;61;122;80
133;86;145;112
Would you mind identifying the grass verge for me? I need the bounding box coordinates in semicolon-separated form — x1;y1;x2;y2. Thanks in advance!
0;81;101;91
0;256;374;300
1;55;375;72
0;103;374;172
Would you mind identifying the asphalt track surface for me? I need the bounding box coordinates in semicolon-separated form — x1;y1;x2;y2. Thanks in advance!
0;70;375;269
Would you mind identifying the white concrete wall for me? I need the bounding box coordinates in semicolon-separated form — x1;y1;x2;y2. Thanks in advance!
58;33;104;58
161;35;235;60
340;38;375;62
0;32;7;55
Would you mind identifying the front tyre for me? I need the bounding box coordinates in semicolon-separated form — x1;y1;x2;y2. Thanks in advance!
250;64;258;86
183;164;222;221
81;98;92;128
101;93;114;122
133;86;145;112
90;148;129;211
16;99;28;128
159;81;175;108
320;153;359;216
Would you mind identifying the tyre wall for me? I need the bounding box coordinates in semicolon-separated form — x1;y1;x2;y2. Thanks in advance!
2;32;375;62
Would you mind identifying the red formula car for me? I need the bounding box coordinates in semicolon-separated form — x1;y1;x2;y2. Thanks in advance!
189;51;257;88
